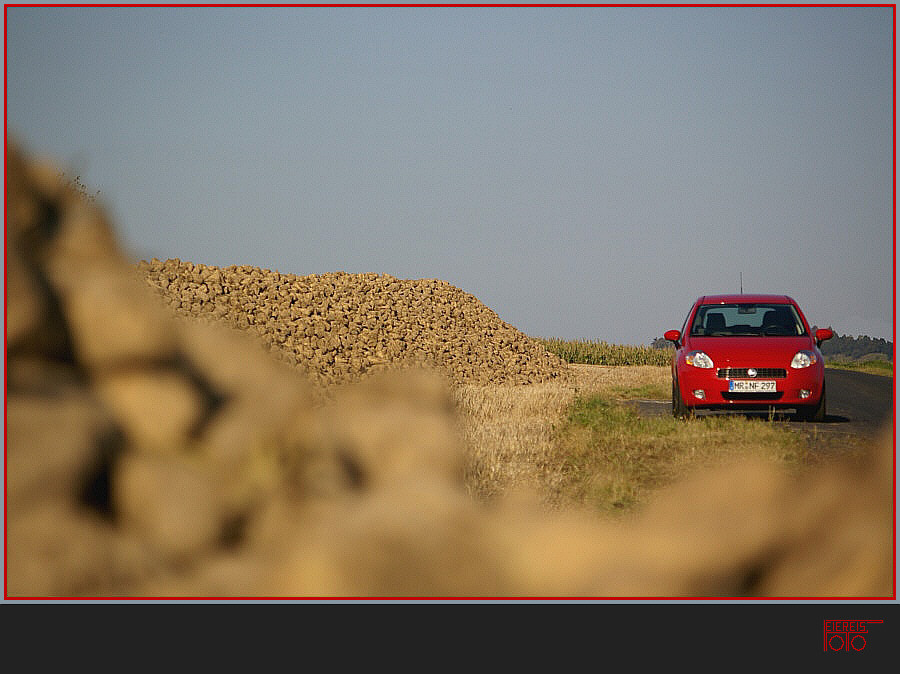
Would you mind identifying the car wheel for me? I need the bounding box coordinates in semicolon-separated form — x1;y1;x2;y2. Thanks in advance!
796;385;826;422
672;378;692;419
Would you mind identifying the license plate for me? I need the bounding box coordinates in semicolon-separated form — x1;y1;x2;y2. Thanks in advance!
729;380;777;393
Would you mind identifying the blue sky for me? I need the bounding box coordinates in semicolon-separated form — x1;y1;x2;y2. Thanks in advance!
5;4;895;344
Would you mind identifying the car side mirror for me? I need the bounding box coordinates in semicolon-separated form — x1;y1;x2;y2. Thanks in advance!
664;329;681;347
815;328;833;347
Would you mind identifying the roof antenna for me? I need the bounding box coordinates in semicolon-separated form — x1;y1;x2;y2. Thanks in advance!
740;272;743;294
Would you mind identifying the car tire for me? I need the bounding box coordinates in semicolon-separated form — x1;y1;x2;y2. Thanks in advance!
672;378;692;419
796;385;826;422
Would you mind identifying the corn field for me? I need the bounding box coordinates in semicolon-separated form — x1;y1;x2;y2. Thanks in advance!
536;337;674;367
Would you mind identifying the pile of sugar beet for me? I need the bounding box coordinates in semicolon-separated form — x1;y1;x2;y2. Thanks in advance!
139;259;569;388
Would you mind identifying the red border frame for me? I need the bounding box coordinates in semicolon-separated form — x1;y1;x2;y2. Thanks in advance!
3;1;896;603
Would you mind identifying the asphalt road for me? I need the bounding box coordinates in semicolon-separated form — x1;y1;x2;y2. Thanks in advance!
823;368;894;430
627;369;894;450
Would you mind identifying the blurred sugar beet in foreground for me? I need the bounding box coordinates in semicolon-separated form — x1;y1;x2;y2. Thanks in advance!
5;139;893;598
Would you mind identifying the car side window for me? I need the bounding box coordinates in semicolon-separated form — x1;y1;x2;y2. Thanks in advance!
681;305;693;338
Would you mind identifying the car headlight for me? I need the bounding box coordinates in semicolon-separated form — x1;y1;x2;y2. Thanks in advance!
791;351;818;369
685;351;714;368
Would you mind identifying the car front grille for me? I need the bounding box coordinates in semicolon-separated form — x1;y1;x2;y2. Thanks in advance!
717;368;787;379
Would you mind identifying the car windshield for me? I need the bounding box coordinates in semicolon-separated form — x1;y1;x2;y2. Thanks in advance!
690;303;806;337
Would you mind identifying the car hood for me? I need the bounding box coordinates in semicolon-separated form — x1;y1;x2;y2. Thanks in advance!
685;336;815;367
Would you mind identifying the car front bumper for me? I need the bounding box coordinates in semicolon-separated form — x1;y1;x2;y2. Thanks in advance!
675;364;825;410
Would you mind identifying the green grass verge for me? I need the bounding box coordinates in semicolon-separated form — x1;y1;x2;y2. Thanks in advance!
545;393;809;516
826;360;893;377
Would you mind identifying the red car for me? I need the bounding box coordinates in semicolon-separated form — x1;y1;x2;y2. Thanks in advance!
664;294;833;421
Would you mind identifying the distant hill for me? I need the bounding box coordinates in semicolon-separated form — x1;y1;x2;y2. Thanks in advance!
650;331;893;363
814;330;893;362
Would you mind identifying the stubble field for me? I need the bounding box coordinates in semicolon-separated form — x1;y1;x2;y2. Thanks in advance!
456;363;824;516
